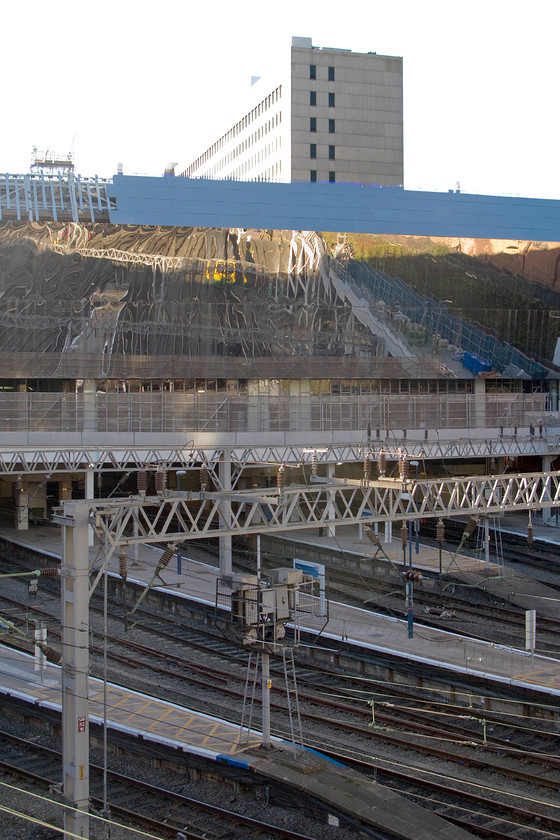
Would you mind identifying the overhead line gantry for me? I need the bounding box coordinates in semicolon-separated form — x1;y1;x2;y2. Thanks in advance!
53;466;560;837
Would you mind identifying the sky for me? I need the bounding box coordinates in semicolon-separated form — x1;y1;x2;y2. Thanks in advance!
3;0;558;199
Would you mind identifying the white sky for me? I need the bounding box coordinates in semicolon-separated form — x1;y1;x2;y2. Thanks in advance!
3;0;558;199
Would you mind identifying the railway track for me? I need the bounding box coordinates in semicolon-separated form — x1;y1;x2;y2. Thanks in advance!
2;542;560;838
326;748;560;840
228;538;560;653
0;729;326;840
2;670;560;840
420;519;560;582
2;575;560;839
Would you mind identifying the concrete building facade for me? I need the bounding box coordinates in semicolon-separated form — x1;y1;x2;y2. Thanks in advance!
178;37;403;186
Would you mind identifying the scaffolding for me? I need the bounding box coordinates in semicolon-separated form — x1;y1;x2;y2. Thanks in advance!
346;259;549;378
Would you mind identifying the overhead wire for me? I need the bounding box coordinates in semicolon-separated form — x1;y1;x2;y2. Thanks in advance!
0;780;170;839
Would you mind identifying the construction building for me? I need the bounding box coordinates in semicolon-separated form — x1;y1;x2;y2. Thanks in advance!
0;171;559;536
2;167;560;840
177;36;403;186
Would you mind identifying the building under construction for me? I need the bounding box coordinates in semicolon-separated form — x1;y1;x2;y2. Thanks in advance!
0;171;559;532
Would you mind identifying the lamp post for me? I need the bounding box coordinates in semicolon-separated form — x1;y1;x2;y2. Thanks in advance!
176;471;187;574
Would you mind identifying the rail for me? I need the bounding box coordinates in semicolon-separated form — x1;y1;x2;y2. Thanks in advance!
346;259;550;379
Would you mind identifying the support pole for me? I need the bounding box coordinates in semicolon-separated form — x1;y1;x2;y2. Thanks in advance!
384;520;392;544
61;503;90;839
177;470;186;574
219;449;233;576
262;651;271;748
526;609;536;659
15;477;28;531
33;620;46;681
326;463;336;537
85;468;95;547
484;517;490;570
407;580;414;639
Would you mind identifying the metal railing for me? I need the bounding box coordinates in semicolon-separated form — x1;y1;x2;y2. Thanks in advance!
0;391;553;435
346;259;550;379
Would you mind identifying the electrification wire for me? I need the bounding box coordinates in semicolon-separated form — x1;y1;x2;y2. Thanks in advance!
299;733;560;816
0;780;170;839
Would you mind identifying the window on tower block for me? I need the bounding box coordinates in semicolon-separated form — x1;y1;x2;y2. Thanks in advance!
329;119;335;133
310;144;317;159
329;145;335;160
328;92;335;107
310;91;317;106
310;64;316;79
310;170;317;182
328;66;335;81
310;117;317;132
329;171;335;182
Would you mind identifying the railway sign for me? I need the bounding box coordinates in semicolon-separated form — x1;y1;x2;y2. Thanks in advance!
293;558;326;616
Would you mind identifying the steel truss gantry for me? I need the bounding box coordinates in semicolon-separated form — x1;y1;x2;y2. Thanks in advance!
72;469;560;556
54;467;560;838
2;435;560;477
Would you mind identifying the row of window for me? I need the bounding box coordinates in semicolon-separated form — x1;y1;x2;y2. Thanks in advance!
183;85;282;176
310;117;335;133
310;91;335;107
3;379;531;396
84;378;478;396
310;64;335;81
209;134;282;176
310;171;336;182
191;115;282;179
208;160;282;182
310;144;336;160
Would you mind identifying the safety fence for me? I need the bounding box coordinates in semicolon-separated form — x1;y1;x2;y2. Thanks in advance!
0;392;553;434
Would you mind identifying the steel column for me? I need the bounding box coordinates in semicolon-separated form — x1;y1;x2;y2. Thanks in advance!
219;448;233;575
61;503;91;838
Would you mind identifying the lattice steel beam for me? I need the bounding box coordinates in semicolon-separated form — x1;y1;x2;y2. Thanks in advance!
2;436;560;477
54;470;560;562
50;241;271;276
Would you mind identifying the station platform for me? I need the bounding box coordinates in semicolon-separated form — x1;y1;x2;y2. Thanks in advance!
1;515;560;700
0;644;475;840
279;512;560;620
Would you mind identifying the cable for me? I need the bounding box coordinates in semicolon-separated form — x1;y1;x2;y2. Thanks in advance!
0;780;167;838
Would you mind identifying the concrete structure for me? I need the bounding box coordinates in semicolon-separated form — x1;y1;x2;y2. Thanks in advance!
3;518;560;838
178;36;403;186
0;640;476;840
